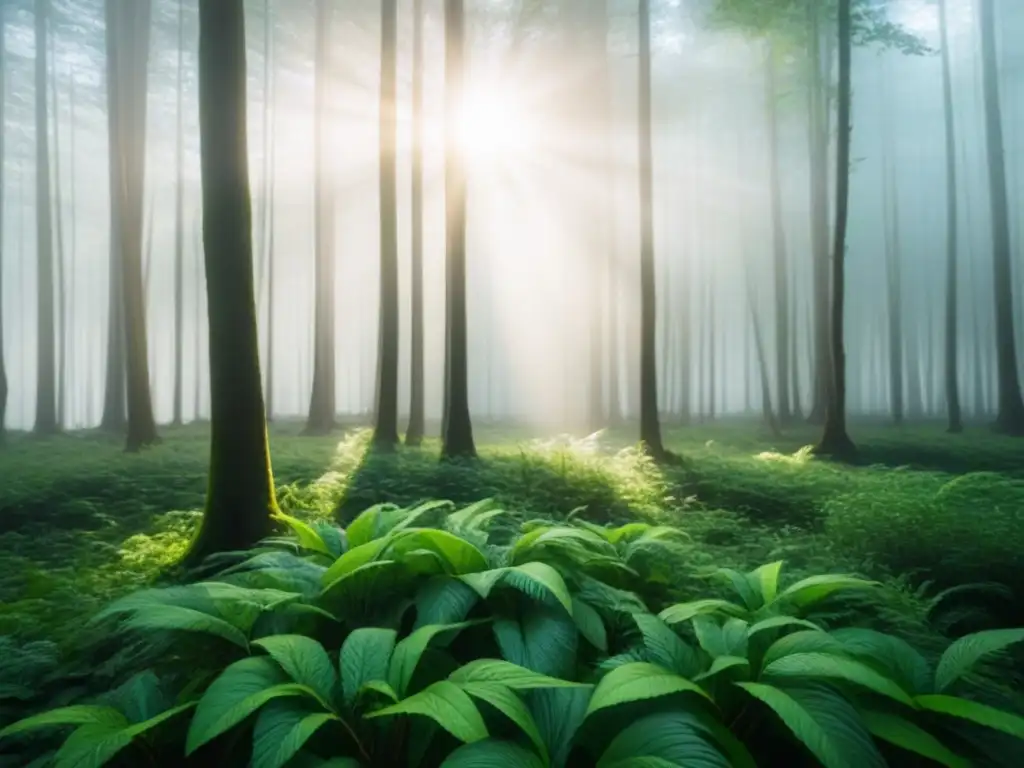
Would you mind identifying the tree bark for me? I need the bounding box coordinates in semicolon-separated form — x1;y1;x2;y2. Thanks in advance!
405;0;426;446
172;0;185;425
185;0;278;565
50;26;67;429
881;79;904;425
263;1;276;423
765;43;790;424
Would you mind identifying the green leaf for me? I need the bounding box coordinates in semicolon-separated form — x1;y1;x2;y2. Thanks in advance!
123;605;250;649
449;660;583;690
53;723;134;768
344;503;402;548
571;598;607;652
597;711;731;768
389;621;479;696
0;706;128;739
934;628;1024;693
321;540;390;588
340;627;397;707
693;617;748;659
775;574;877;610
737;682;885;768
273;512;332;556
751;561;784;605
121;701;196;739
493;604;578;679
917;694;1024;739
715;568;761;610
356;679;399;706
761;652;916;707
761;630;847;668
528;687;590;768
463;563;574;616
462;683;548;761
586;662;709;718
860;710;970;768
251;700;339;768
383;529;489;575
415;578;481;629
747;616;822;639
658;599;746;625
367;680;488;743
694;655;750;682
441;739;546;768
633;613;702;678
253;635;338;706
186;657;313;754
828;629;932;695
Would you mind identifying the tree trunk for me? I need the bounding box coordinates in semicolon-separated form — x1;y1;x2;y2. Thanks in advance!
815;0;855;458
765;43;790;424
374;0;400;449
637;0;667;458
405;0;426;446
50;27;67;429
263;3;276;423
441;0;476;459
305;0;337;434
185;0;278;565
747;275;781;437
172;0;185;426
0;4;6;443
33;0;58;435
881;89;904;424
978;0;1024;435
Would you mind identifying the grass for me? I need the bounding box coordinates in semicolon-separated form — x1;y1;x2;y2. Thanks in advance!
1;418;1022;646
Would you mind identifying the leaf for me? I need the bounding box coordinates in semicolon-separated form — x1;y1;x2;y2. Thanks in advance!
747;616;822;639
449;660;583;690
462;683;548;761
415;578;481;629
633;613;702;677
251;700;338;768
736;682;886;768
367;680;488;744
121;702;196;739
761;652;916;707
463;563;574;616
186;656;313;754
321;540;391;588
934;628;1024;693
694;655;750;682
123;605;250;649
658;599;746;625
493;604;578;679
751;561;784;605
715;568;761;610
340;628;397;707
860;710;970;768
917;694;1024;739
441;739;545;768
585;663;709;718
344;503;401;548
274;512;332;556
109;671;170;724
571;598;607;652
829;628;932;695
597;711;731;767
253;635;338;706
528;687;590;768
383;529;489;575
761;630;847;668
389;621;479;696
775;574;877;610
53;723;134;768
0;706;129;739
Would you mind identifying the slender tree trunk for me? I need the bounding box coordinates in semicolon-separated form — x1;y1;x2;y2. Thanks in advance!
637;0;667;458
0;4;6;443
441;0;476;459
881;95;904;424
33;0;58;435
185;0;278;565
50;27;67;429
405;0;426;446
263;3;276;422
978;0;1024;435
766;43;790;423
747;275;781;436
708;278;716;421
305;0;336;434
171;0;185;425
815;0;855;458
374;0;400;449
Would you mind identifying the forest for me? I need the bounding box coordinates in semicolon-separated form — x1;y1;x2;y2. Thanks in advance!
0;0;1024;765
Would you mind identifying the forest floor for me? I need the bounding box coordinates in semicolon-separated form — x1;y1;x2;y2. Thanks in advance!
1;418;1023;648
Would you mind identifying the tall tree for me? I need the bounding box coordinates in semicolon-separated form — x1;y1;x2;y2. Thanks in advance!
374;0;400;449
305;0;336;434
260;0;276;421
50;23;67;429
33;0;58;435
0;2;6;443
186;0;278;564
637;0;667;458
108;0;158;452
815;0;855;457
405;0;426;446
441;0;476;459
977;0;1024;435
172;0;185;425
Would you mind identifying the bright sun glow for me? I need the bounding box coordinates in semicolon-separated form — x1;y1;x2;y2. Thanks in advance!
457;85;538;159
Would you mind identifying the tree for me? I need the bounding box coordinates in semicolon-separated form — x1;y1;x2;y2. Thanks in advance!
374;0;400;450
977;0;1024;435
306;0;336;435
880;66;903;425
185;0;278;565
441;0;476;459
0;2;6;444
405;0;426;447
814;0;855;457
34;0;58;435
259;0;276;421
172;0;185;426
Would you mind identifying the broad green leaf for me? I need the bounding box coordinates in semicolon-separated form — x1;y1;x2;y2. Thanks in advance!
124;605;250;649
597;711;731;768
829;629;932;695
747;616;822;639
917;694;1024;739
462;683;548;761
500;563;575;616
344;503;402;548
0;706;128;739
737;682;886;768
415;578;481;629
109;671;169;724
860;710;970;768
449;660;583;690
571;598;607;652
633;613;702;678
715;568;761;610
340;628;397;707
392;500;456;533
321;540;390;588
493;604;578;679
528;687;590;768
251;700;339;768
441;739;545;768
934;629;1024;693
695;655;750;682
273;513;332;556
383;529;489;575
761;630;846;669
253;635;338;706
53;723;133;768
389;621;478;696
751;561;784;605
658;599;746;625
121;701;196;739
186;657;313;754
586;662;709;718
367;680;488;743
761;652;916;707
775;574;877;610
